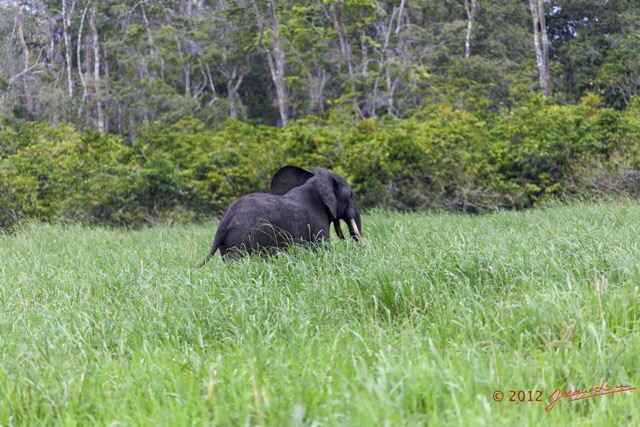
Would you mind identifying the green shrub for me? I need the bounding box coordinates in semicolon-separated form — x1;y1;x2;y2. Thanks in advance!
1;99;639;229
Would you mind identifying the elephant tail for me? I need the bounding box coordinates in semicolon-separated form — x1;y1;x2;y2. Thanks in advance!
195;241;220;269
195;213;232;269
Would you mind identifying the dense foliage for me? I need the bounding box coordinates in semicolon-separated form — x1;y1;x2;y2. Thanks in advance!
1;1;639;132
2;96;639;229
2;1;639;228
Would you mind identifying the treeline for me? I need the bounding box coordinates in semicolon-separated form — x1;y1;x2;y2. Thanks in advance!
2;1;640;229
1;1;640;134
2;96;639;229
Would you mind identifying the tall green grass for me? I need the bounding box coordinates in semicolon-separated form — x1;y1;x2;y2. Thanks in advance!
1;202;638;425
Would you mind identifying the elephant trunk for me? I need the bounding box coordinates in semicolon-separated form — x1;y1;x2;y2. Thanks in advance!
333;220;346;239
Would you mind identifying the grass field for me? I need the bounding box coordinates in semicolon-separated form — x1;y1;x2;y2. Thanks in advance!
1;201;638;426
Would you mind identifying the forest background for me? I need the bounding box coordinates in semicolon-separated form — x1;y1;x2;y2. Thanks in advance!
1;0;640;228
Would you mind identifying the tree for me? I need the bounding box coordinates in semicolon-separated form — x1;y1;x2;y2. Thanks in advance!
464;0;478;58
1;0;639;132
547;0;640;108
255;1;289;126
62;0;78;99
529;0;551;97
16;0;35;112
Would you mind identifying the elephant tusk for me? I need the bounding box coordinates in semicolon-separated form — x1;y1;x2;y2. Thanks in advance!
349;218;363;242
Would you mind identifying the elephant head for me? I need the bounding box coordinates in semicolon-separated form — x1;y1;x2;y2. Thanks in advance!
270;165;362;242
196;165;362;267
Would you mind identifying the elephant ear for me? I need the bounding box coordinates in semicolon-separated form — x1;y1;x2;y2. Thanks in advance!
314;167;339;219
270;166;315;196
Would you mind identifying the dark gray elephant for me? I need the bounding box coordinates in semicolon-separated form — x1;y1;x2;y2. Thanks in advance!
196;166;362;267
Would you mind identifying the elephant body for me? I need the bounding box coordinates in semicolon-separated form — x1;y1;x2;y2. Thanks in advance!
214;192;330;256
197;166;362;266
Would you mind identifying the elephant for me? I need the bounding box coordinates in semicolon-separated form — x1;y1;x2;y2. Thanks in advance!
196;165;362;267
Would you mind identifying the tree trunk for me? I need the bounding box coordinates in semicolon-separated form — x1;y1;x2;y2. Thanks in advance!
307;70;328;114
257;2;289;126
90;0;105;131
77;4;88;121
529;0;551;97
62;0;76;99
538;0;550;95
16;0;33;111
227;69;245;120
330;3;355;81
328;2;362;118
374;1;406;117
464;0;478;59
